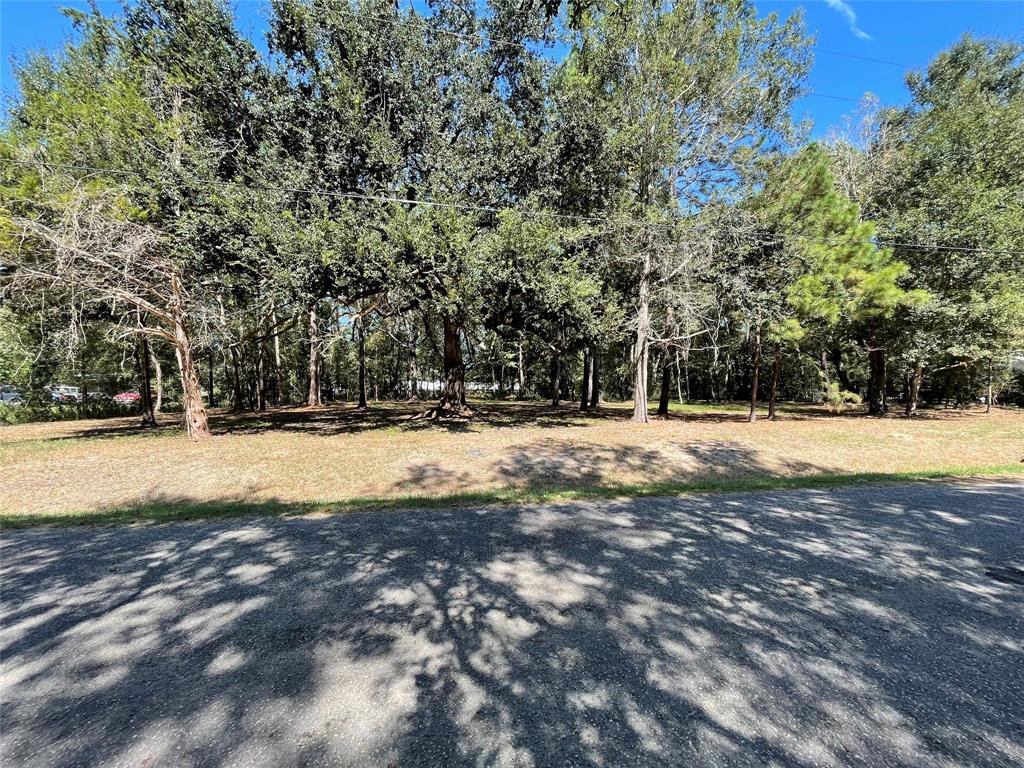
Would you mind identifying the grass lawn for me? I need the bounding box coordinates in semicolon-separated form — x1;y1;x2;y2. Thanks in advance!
1;400;1021;526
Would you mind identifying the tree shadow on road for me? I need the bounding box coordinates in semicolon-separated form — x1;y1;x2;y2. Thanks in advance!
2;480;1022;767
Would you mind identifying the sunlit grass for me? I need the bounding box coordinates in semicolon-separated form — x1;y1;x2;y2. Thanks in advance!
1;400;1021;526
3;463;1021;528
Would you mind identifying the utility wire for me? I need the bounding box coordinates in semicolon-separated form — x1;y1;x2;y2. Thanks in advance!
0;158;607;225
803;91;862;104
4;157;1023;257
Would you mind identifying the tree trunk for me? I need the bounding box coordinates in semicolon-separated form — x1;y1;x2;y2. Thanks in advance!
905;361;924;417
767;342;780;421
675;351;684;405
433;314;468;413
580;348;591;411
255;341;267;412
230;346;244;412
551;350;561;407
683;346;691;403
830;347;852;392
589;346;600;408
207;349;216;407
516;341;526;395
271;303;282;405
748;331;761;423
171;311;211;440
657;351;671;417
723;353;733;402
631;251;651;423
151;347;163;413
138;334;156;427
986;359;993;413
357;314;368;409
407;322;420;401
710;344;720;402
307;305;321;407
867;346;886;415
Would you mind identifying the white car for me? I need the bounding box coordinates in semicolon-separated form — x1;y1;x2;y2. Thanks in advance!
47;385;82;403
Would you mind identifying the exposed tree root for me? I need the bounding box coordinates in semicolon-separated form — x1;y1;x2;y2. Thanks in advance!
412;402;474;420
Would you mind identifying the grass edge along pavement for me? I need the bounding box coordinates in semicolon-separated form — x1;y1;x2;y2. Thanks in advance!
2;463;1022;529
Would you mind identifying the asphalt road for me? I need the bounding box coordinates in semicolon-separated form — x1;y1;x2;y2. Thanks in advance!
2;479;1022;768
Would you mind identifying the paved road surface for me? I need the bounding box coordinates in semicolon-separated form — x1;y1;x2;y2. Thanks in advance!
2;479;1023;768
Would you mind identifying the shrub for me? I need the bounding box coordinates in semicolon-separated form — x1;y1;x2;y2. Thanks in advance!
822;382;862;411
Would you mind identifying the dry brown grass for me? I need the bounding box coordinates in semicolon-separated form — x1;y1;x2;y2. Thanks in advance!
1;400;1022;520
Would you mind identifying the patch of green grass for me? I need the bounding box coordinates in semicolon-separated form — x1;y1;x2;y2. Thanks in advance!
4;463;1021;529
668;401;749;413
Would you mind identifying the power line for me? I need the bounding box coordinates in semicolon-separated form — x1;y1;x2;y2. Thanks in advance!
4;157;1023;257
810;48;911;69
803;91;862;104
0;158;609;225
755;229;1023;256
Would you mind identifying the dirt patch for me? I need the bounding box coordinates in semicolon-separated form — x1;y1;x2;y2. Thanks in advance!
1;402;1022;517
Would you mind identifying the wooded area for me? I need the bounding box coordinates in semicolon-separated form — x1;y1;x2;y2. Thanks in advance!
2;0;1022;439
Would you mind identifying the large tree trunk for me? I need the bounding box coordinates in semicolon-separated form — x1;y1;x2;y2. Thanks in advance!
589;345;600;408
307;305;321;406
748;331;761;423
631;251;651;424
357;314;368;409
657;350;672;417
905;360;924;417
767;343;781;421
171;311;211;440
580;348;591;411
138;334;156;427
830;347;853;392
431;314;469;414
867;346;886;415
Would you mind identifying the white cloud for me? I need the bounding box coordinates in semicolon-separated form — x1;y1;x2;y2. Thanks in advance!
824;0;872;41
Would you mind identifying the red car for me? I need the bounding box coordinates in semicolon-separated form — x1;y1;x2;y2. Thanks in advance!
112;390;141;406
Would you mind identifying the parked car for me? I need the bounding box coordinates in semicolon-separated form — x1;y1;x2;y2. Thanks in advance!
0;386;24;405
112;390;142;406
47;384;82;403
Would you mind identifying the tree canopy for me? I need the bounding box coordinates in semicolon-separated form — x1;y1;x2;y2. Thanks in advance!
1;2;1020;435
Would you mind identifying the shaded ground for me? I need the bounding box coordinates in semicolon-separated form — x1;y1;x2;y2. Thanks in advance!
2;479;1022;767
1;401;1022;520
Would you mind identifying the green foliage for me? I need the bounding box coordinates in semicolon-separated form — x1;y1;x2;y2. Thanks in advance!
763;145;927;329
1;3;1018;424
822;381;862;411
874;35;1024;375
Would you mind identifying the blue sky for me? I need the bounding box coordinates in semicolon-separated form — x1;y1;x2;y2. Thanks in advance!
1;0;1021;136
